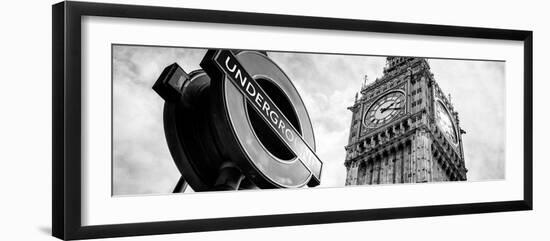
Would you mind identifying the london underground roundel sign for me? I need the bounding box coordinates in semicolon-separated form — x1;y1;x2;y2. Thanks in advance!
154;50;322;191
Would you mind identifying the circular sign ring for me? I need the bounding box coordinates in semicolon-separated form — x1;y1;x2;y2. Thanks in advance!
213;51;317;188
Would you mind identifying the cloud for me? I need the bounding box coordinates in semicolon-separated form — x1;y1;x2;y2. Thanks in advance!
428;59;505;180
112;46;505;195
269;53;387;187
112;45;206;195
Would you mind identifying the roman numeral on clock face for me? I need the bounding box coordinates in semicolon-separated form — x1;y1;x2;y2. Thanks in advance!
363;91;406;128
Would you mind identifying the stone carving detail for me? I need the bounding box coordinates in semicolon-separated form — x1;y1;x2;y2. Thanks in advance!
345;57;467;186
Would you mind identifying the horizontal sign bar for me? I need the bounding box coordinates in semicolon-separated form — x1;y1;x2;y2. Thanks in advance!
213;50;322;184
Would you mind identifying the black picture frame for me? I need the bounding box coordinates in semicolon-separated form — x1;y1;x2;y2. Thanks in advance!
52;1;533;240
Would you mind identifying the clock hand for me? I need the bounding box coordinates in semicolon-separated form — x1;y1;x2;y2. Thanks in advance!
379;102;396;112
380;106;403;113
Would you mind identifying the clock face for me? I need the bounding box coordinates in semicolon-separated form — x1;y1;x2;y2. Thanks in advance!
435;101;458;144
363;91;406;128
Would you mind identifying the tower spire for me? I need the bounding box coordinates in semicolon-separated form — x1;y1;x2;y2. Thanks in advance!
345;55;467;186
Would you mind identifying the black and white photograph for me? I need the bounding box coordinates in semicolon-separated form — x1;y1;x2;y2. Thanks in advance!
0;0;544;240
42;1;537;240
112;45;505;195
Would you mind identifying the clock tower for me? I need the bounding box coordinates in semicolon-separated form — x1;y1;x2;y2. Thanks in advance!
344;57;467;186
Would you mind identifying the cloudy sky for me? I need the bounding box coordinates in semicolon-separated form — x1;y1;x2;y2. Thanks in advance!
112;45;505;195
